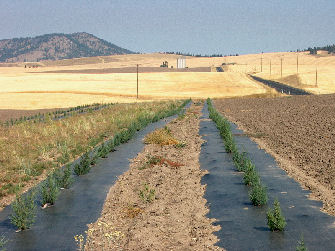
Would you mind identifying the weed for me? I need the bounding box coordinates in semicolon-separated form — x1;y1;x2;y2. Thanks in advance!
139;184;155;203
267;199;287;231
41;175;59;205
296;235;307;251
74;152;91;176
144;127;179;145
0;235;8;251
124;205;143;218
249;183;268;206
175;142;187;149
177;110;186;120
74;234;85;251
10;190;37;230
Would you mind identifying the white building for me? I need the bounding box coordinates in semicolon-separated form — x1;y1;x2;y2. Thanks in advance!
177;57;186;69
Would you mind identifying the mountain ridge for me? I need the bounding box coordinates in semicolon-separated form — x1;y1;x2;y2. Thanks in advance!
0;32;134;62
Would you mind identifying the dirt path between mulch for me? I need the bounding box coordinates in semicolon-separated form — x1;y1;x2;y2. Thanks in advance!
85;102;223;251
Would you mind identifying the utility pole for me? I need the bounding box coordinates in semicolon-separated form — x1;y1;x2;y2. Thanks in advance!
280;58;283;78
296;54;299;74
136;64;139;99
315;66;318;88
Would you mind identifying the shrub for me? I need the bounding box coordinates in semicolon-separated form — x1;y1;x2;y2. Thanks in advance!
243;161;260;186
10;190;37;230
107;140;115;152
55;165;73;189
296;235;307;251
267;199;287;231
139;184;155;203
90;154;98;166
0;234;8;250
97;144;108;158
41;175;59;205
249;183;268;206
74;152;91;176
233;151;248;172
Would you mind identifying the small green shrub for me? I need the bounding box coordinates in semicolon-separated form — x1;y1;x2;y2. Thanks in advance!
296;235;307;251
0;234;8;251
90;154;98;166
74;152;91;176
107;140;115;152
10;191;37;230
243;161;260;186
97;144;109;158
54;165;73;189
41;175;59;205
233;151;248;172
249;183;268;206
267;199;287;231
139;184;155;203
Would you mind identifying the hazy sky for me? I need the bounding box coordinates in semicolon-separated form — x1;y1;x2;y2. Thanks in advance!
1;0;335;55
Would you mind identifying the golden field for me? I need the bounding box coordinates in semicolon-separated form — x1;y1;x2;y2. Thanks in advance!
0;53;268;109
221;51;335;94
2;50;334;110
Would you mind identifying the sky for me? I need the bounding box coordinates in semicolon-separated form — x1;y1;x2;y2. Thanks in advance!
0;0;335;55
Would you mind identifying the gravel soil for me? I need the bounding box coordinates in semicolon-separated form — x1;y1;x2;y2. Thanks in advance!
85;103;222;250
214;95;335;215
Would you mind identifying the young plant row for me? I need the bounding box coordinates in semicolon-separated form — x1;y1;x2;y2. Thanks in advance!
9;99;190;231
0;100;188;202
206;98;286;232
2;102;114;127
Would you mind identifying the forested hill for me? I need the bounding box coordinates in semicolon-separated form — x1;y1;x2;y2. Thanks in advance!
0;32;134;62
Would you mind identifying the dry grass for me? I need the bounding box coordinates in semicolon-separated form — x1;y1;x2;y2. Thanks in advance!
0;70;267;109
144;126;179;145
221;51;335;94
0;53;270;110
0;100;182;209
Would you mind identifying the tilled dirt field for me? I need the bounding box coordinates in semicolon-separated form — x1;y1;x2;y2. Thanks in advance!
85;103;222;250
214;95;335;215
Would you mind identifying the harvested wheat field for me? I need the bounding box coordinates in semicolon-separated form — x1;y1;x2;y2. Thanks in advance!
221;51;335;94
85;103;223;250
214;95;335;215
0;54;268;109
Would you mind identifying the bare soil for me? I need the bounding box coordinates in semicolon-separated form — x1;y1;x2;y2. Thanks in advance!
85;103;223;250
214;95;335;215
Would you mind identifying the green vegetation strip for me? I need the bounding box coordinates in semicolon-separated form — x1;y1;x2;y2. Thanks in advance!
7;99;190;231
0;100;189;203
2;103;115;127
206;98;286;231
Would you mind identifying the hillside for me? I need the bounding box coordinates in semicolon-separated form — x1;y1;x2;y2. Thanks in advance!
0;32;134;62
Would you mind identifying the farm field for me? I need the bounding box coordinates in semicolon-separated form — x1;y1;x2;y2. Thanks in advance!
222;51;335;94
0;53;270;110
214;95;335;215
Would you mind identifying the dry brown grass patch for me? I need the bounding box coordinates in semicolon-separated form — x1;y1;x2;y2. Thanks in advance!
144;126;179;145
